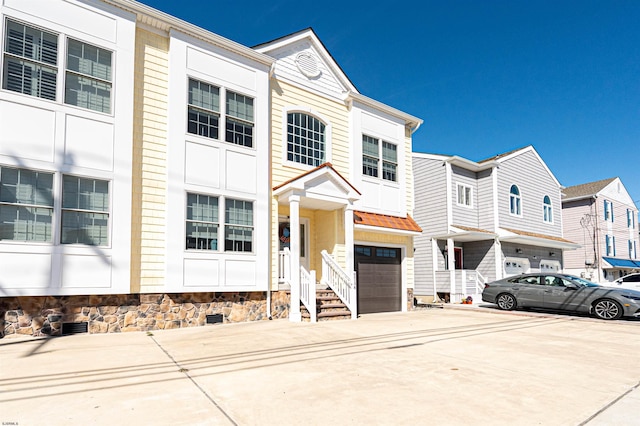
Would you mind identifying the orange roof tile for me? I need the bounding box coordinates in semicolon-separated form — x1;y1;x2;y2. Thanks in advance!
354;211;422;233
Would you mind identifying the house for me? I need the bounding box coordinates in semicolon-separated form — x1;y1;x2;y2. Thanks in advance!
412;146;579;303
255;29;422;320
562;177;640;283
0;1;421;336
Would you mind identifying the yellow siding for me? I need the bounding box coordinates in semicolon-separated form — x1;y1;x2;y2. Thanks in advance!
131;28;169;293
270;79;351;186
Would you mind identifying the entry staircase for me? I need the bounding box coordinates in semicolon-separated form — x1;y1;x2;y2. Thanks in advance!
301;288;352;322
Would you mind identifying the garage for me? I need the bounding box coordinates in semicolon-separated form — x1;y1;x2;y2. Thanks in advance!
355;245;402;314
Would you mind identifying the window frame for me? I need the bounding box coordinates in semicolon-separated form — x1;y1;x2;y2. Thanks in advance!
605;234;616;257
185;192;219;251
0;165;55;243
456;183;473;207
509;184;522;216
64;37;113;114
285;111;327;168
225;89;254;148
60;174;110;246
361;134;398;183
224;197;254;253
604;199;614;222
627;209;635;229
543;195;553;224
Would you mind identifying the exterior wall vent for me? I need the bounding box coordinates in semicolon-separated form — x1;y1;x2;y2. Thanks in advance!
62;322;88;335
295;52;321;78
206;314;223;324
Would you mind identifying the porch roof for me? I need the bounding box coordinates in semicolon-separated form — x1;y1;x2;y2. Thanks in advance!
431;224;497;242
354;211;422;235
499;227;581;250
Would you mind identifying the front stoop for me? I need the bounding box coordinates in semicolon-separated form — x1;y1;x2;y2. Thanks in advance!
301;289;352;322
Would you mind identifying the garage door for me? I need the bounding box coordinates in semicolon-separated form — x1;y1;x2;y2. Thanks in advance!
355;245;401;314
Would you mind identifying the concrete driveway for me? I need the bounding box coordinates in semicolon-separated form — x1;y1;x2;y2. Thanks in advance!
1;306;639;425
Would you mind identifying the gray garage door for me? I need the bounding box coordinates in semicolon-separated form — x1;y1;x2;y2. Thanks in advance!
355;245;401;314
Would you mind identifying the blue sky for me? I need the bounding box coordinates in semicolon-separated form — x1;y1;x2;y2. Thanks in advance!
140;0;640;206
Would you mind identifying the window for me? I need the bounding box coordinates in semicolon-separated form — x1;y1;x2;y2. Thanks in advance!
287;112;325;166
362;135;397;182
362;135;378;177
61;176;109;246
65;39;112;113
628;209;635;229
225;91;254;147
630;240;637;259
504;257;530;275
225;198;253;252
3;19;58;100
186;193;218;250
543;195;552;223
605;234;616;257
509;185;521;216
0;166;54;241
188;78;220;139
604;200;613;222
456;184;472;207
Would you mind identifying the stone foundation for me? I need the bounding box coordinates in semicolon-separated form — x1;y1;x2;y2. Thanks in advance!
0;291;291;338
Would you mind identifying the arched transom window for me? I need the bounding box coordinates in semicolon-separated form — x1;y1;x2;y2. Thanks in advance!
509;184;521;216
287;112;326;166
543;195;552;223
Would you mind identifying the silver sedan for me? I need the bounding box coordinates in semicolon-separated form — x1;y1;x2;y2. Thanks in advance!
481;273;640;320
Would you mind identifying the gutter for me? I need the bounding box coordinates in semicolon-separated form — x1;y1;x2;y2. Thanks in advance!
343;91;423;133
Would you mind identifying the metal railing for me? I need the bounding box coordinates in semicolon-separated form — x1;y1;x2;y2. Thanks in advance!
321;250;357;319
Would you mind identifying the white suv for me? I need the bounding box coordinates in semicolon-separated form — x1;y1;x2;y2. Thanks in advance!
610;273;640;290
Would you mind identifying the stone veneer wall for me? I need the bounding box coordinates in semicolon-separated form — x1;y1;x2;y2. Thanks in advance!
0;291;291;338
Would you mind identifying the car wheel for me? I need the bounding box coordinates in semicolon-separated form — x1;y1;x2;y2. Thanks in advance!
593;299;623;320
496;293;517;311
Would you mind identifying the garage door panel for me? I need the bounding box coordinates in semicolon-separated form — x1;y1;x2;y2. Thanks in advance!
356;245;401;314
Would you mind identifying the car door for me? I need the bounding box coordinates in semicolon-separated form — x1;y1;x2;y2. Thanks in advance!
542;275;582;311
509;275;545;307
619;274;640;290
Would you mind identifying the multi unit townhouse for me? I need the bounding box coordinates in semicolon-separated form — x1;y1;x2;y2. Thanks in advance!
562;177;640;283
0;1;422;336
412;146;579;303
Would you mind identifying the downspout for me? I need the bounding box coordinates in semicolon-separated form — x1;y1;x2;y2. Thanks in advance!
594;195;601;282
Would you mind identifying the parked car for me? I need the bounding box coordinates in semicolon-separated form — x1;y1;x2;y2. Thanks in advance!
482;273;640;320
609;273;640;291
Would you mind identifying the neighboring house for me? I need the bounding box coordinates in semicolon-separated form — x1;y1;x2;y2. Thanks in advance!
413;146;579;303
255;29;422;320
0;2;421;336
562;177;640;283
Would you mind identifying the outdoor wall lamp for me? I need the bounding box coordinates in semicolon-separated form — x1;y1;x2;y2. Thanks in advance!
516;248;523;254
549;252;556;257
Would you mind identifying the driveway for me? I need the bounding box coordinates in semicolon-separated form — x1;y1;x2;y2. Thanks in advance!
1;307;639;425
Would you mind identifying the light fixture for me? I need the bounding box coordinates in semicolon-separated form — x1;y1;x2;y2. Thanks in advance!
516;248;522;254
549;252;556;257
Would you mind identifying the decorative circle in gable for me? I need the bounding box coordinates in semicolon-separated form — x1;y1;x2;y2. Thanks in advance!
295;52;321;78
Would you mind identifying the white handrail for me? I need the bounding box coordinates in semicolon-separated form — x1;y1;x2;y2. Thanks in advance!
300;266;317;323
278;248;291;284
321;250;357;319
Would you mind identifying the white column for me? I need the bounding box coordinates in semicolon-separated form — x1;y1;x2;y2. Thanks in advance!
447;238;456;302
494;237;503;281
344;205;357;318
289;195;301;322
431;238;439;302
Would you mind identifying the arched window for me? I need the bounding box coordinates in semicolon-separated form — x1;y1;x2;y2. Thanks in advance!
286;112;326;166
509;185;521;216
543;195;552;223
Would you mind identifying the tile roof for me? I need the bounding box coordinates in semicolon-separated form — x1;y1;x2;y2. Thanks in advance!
354;211;422;233
561;177;617;200
502;227;577;244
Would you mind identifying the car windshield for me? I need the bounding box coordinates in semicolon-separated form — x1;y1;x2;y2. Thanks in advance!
562;275;600;287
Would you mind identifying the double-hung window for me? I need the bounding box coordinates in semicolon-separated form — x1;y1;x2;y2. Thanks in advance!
3;19;58;100
604;200;613;222
361;135;397;182
65;39;112;113
287;112;325;166
628;209;635;229
605;234;616;257
186;193;218;250
188;78;220;139
509;185;521;216
543;195;553;223
61;176;109;246
0;166;54;242
629;240;637;259
456;184;472;207
225;91;254;147
225;199;253;252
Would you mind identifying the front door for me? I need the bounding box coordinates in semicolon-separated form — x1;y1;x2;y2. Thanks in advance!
454;247;463;269
278;218;309;270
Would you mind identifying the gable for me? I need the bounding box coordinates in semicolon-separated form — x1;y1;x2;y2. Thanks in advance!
497;146;561;188
255;30;356;100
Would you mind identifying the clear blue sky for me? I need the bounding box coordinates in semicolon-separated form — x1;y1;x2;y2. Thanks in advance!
140;0;640;207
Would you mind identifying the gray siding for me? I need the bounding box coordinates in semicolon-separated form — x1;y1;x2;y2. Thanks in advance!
451;165;479;227
412;156;448;296
497;150;563;237
477;168;495;231
463;240;496;283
